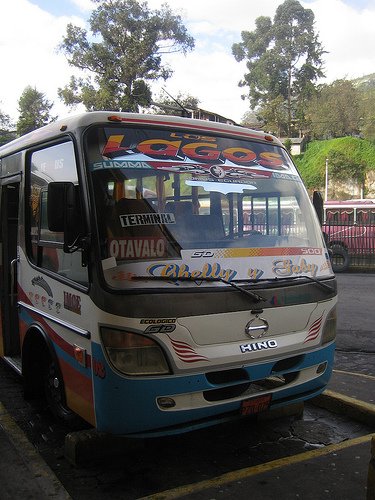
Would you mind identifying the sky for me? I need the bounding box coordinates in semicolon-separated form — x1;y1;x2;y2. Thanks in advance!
2;0;375;125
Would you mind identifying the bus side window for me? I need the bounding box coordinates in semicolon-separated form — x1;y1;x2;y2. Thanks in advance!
357;210;368;224
27;142;89;286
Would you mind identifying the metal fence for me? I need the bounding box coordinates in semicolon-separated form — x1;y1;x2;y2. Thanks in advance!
322;222;375;272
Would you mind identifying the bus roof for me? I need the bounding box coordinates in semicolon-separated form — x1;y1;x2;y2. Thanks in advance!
324;199;375;208
0;111;283;158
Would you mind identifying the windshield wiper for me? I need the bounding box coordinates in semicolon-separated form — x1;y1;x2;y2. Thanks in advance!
271;275;335;294
219;278;266;303
131;275;266;303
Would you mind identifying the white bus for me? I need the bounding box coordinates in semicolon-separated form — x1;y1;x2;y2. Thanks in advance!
0;112;336;435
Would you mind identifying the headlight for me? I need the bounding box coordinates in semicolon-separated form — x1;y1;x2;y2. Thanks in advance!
101;327;170;376
321;306;337;345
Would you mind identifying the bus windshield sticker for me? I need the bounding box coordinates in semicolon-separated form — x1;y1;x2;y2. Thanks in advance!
185;179;257;195
272;258;319;278
102;256;117;270
92;160;152;170
119;212;176;228
109;238;168;260
103;248;332;286
92;130;300;177
147;262;238;282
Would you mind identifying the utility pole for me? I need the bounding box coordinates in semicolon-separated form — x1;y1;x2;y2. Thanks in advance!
325;158;329;201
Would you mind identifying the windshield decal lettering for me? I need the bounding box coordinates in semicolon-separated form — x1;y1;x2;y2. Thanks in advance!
119;212;175;227
147;262;237;282
272;258;318;278
248;268;264;280
92;160;152;170
101;133;292;172
109;238;167;259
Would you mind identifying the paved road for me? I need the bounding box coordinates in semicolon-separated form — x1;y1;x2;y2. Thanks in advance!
0;272;373;499
334;272;375;375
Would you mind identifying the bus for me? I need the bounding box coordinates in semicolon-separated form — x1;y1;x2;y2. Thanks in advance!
0;112;337;436
323;199;375;272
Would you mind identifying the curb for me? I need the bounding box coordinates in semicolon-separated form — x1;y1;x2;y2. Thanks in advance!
311;389;375;427
368;436;375;500
0;402;71;499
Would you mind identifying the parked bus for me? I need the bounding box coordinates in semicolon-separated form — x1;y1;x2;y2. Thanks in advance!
0;112;336;436
323;199;375;272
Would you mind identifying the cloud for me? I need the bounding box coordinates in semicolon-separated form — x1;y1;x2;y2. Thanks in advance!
306;0;375;81
2;0;375;126
1;0;87;121
70;0;94;12
153;49;247;121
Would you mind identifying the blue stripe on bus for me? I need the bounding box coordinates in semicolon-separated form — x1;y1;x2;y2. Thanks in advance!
91;341;335;436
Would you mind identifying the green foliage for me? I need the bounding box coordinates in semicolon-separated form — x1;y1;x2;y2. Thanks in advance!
232;0;325;135
327;149;366;184
151;91;200;116
256;95;288;136
283;138;292;152
295;137;375;190
58;0;195;112
16;86;56;137
0;108;16;146
305;79;361;138
358;87;375;141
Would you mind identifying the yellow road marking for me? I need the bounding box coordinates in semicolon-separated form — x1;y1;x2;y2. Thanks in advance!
333;369;375;381
322;389;375;410
140;433;374;500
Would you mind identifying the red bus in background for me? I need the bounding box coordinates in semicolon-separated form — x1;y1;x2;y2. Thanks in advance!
323;199;375;272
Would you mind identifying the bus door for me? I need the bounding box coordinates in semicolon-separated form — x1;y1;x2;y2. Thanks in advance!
0;179;20;358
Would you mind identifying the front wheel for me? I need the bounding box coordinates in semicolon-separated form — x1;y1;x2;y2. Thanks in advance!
330;244;350;273
43;356;86;429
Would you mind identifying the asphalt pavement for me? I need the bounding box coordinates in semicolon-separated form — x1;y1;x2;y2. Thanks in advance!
0;272;374;500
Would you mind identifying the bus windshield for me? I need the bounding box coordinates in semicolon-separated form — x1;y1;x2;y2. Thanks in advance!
86;125;330;288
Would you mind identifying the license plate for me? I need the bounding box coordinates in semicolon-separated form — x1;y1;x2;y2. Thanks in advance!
241;394;272;416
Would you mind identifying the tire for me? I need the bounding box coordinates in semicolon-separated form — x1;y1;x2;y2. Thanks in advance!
43;356;86;429
330;244;350;273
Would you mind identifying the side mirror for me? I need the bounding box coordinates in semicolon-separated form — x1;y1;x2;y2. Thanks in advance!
47;182;83;252
312;190;324;226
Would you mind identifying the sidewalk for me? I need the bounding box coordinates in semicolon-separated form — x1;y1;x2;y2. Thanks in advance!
0;370;374;500
0;402;71;499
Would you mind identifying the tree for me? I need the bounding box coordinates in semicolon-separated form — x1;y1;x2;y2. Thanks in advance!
16;86;56;136
151;90;199;117
0;108;16;146
256;95;288;136
58;0;195;112
232;0;325;136
306;80;361;139
358;88;375;141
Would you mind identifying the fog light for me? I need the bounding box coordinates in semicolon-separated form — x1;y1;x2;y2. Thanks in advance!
157;397;176;409
316;362;327;374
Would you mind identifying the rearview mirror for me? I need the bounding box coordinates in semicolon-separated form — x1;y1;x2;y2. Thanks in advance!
312;191;324;226
47;182;83;252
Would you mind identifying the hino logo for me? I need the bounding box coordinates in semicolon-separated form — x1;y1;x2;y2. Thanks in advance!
240;340;278;353
245;316;269;339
